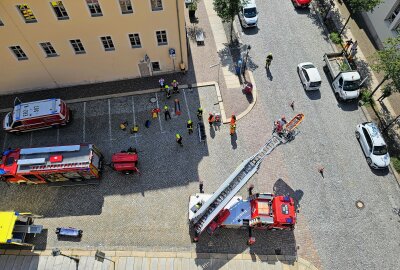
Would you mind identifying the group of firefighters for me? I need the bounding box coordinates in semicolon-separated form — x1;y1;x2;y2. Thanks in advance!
159;78;179;99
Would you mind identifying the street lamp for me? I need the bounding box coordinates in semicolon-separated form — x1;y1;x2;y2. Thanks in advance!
242;45;251;76
52;248;80;264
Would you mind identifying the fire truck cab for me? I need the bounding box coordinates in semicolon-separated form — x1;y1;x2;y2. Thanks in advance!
0;144;103;186
3;98;71;133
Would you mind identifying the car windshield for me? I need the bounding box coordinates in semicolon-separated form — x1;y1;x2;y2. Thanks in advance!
343;79;361;91
373;145;388;155
303;64;315;69
244;7;257;18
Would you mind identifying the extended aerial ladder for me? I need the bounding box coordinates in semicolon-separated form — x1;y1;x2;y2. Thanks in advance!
189;113;304;241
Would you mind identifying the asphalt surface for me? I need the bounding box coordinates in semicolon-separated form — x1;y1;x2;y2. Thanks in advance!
236;1;400;269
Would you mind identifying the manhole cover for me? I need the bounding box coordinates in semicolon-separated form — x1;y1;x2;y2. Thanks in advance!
150;97;157;103
356;200;365;209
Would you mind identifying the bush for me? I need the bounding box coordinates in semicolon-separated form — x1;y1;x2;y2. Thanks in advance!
392;157;400;173
360;88;374;106
329;32;342;44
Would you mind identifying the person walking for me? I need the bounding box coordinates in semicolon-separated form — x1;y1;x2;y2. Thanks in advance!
350;40;358;52
172;80;179;94
165;85;171;99
230;114;236;136
265;53;273;69
159;78;165;90
197;107;203;120
176;133;183;146
208;113;215;128
164;105;171;121
344;38;353;52
348;48;357;61
187;120;193;134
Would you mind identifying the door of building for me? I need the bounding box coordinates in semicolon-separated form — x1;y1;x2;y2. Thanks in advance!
138;62;151;77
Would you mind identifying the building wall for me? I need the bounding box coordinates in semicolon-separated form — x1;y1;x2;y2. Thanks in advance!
0;0;188;94
364;0;400;49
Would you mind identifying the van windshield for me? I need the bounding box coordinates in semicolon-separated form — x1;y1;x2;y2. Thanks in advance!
343;79;361;91
244;7;257;18
373;145;388;155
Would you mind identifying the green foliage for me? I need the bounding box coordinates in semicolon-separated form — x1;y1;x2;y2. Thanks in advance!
371;36;400;94
329;32;342;44
189;0;199;11
347;0;383;13
213;0;247;23
360;88;374;105
391;157;400;172
339;62;351;72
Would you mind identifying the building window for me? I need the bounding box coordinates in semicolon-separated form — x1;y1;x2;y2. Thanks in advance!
394;23;400;35
70;39;86;54
156;30;167;45
51;1;69;20
387;4;400;23
10;46;28;60
40;42;58;57
119;0;133;14
150;0;163;11
100;36;115;51
129;33;141;48
17;4;37;23
152;62;161;71
86;0;103;17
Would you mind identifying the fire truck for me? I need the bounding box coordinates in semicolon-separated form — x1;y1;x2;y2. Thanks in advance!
0;144;103;186
188;114;304;244
0;211;43;247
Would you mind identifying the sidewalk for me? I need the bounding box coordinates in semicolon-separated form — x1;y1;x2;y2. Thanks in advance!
0;249;318;270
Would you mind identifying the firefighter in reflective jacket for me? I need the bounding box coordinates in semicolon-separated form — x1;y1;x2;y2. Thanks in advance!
197;107;203;120
230;115;236;135
187;120;193;134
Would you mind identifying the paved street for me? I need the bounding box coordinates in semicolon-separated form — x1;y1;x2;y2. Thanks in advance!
236;1;400;269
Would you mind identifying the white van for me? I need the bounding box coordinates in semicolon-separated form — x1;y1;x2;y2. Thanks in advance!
239;0;258;28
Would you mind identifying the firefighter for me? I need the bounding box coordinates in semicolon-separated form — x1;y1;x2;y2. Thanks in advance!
164;105;171;121
176;133;183;146
165;85;171;99
159;78;165;90
208;113;215;128
187;120;193;134
197;107;203;120
172;80;179;94
265;53;273;69
120;121;128;131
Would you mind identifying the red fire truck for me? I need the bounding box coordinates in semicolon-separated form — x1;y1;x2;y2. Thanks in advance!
0;144;103;186
3;98;71;133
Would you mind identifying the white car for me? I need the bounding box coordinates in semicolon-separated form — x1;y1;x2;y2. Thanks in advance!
238;0;258;28
297;62;322;91
356;122;390;169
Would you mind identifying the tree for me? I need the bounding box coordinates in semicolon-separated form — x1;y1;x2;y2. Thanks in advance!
213;0;247;42
371;36;400;96
339;0;383;35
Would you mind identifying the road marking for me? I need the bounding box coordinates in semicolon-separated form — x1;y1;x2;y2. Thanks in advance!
131;96;138;145
108;99;112;141
83;102;86;142
2;133;7;150
155;93;165;133
183;89;191;120
57;128;60;144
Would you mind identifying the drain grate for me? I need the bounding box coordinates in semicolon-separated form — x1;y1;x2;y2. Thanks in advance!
356;200;365;209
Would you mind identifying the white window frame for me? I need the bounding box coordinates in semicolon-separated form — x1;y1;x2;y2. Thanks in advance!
387;3;400;23
70;39;86;54
151;61;161;72
86;0;103;17
150;0;163;11
40;42;58;57
128;33;142;48
156;30;168;46
10;46;28;60
100;36;115;51
16;4;37;23
119;0;133;14
50;1;69;20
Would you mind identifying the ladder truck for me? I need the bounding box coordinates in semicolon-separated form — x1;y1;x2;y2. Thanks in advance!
188;113;304;244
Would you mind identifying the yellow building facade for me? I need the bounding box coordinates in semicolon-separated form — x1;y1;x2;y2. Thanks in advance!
0;0;188;94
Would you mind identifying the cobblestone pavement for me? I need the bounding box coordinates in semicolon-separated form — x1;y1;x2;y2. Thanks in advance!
236;1;400;269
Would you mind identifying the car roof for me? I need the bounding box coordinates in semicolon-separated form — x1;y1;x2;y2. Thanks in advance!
300;63;321;82
364;122;386;146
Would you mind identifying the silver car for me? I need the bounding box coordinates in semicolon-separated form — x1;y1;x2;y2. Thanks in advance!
297;62;322;91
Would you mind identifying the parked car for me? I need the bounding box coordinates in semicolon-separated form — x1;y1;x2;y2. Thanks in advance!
238;0;258;28
355;122;390;169
292;0;312;8
297;62;322;91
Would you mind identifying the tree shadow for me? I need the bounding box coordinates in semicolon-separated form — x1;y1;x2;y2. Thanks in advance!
353;58;372;89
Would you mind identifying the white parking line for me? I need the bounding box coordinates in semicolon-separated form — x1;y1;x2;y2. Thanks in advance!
155;93;165;133
183;89;191;120
83;102;86;142
131;96;138;145
108;99;113;141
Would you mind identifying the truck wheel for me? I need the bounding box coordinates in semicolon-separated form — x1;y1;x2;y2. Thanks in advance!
355;131;360;139
366;158;372;165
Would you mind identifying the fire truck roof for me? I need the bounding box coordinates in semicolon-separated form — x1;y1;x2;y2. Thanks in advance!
13;98;62;121
16;144;93;174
